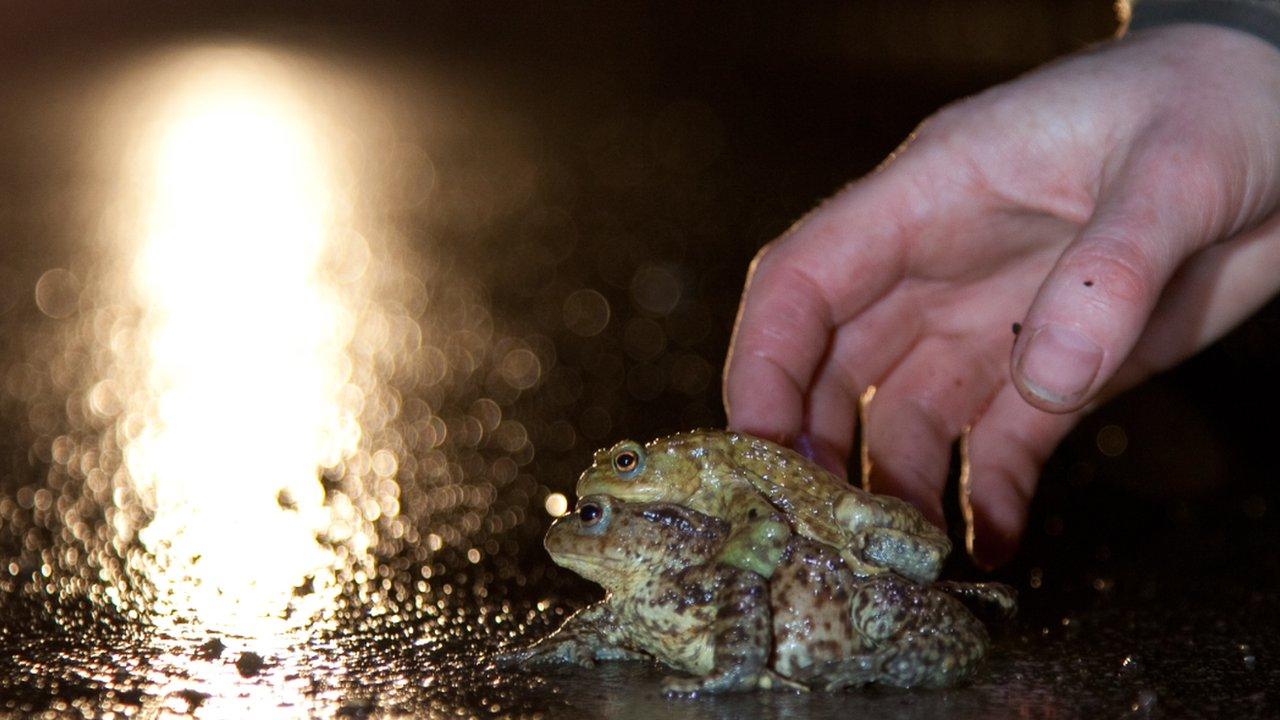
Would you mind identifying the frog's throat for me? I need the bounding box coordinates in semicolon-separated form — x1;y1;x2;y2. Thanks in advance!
549;551;657;593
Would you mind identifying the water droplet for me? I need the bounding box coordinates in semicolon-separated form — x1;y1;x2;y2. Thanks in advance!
1130;689;1157;714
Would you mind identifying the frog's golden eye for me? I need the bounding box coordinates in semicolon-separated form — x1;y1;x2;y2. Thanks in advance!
613;451;637;472
612;447;643;477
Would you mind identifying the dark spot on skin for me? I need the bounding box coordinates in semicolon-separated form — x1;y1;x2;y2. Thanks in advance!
642;506;726;540
1084;280;1094;287
1011;322;1022;336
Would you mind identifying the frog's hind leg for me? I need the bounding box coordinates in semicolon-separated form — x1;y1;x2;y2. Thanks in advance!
799;629;989;690
887;626;993;688
846;575;991;689
790;652;885;691
935;581;1018;619
859;528;951;584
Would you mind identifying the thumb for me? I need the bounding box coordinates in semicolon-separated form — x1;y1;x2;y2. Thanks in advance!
1012;147;1217;412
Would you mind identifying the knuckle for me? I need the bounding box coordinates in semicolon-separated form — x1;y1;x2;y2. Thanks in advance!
1061;236;1158;306
745;239;781;283
745;260;832;333
914;98;974;145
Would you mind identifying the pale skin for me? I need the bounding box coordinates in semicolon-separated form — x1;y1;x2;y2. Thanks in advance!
723;24;1280;567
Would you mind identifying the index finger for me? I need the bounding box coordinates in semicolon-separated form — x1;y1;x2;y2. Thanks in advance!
723;162;924;444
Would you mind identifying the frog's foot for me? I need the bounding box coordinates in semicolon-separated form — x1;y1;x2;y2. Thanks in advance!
715;517;792;580
492;637;598;669
935;581;1018;619
837;547;890;580
833;493;894;534
860;528;951;584
661;668;806;697
792;653;885;692
756;669;809;693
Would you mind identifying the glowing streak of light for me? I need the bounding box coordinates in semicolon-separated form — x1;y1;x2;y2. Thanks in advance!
122;52;362;633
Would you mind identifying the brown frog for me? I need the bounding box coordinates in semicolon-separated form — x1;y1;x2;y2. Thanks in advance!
501;495;1013;695
576;430;951;583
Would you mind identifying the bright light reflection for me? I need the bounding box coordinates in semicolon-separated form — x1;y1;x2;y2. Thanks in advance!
122;50;362;633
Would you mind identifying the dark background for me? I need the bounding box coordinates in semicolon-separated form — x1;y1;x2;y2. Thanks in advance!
0;2;1277;718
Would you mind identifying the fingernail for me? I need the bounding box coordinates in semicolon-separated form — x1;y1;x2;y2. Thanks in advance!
1016;324;1102;406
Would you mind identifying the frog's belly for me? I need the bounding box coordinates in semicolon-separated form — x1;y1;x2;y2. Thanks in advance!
770;542;868;678
625;611;715;675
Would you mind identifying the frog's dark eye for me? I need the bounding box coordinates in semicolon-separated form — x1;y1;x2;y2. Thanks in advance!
578;502;604;526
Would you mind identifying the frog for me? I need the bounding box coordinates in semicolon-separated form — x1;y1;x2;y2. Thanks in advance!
500;494;1013;695
575;430;951;584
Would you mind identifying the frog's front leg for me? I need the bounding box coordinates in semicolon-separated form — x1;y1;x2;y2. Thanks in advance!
495;602;643;668
715;515;792;580
661;567;805;696
859;527;951;584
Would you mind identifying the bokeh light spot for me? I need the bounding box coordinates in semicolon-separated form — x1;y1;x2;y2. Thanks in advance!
544;492;568;517
562;288;611;337
34;269;81;319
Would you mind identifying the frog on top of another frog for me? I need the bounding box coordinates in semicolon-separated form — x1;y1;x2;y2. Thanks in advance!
576;429;950;583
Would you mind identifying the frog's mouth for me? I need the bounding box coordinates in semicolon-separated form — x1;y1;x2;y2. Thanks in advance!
548;550;630;588
575;477;671;503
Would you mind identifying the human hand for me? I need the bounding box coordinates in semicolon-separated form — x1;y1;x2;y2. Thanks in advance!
723;24;1280;567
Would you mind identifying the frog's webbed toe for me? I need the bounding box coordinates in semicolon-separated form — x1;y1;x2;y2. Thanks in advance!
490;647;531;669
837;547;891;579
859;527;951;584
661;670;748;697
496;637;598;669
934;581;1018;619
661;668;806;696
757;669;810;693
